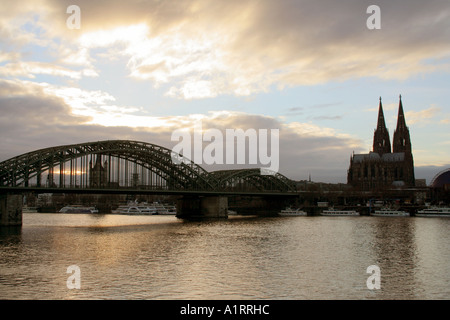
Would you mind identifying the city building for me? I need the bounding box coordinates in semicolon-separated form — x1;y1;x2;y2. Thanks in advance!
347;96;415;190
431;168;450;190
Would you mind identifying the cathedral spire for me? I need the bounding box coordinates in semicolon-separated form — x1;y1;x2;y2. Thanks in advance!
376;97;387;130
393;94;412;154
373;97;391;155
396;94;407;131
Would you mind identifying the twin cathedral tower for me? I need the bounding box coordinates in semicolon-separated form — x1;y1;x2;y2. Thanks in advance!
347;95;415;190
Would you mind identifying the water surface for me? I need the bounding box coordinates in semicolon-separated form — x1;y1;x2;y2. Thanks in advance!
1;213;449;299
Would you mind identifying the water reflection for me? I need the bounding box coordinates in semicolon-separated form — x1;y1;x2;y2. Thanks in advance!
0;214;449;299
368;218;418;299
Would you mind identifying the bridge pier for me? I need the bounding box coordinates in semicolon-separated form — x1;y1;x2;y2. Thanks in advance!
176;195;228;219
0;194;23;226
228;195;290;216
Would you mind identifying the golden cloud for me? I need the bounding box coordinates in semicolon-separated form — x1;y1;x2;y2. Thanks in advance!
2;0;449;99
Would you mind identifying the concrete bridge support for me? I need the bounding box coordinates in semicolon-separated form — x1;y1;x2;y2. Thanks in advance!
176;195;228;219
0;194;23;226
228;195;290;216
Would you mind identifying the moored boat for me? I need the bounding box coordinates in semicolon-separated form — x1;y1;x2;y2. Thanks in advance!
416;207;450;217
59;205;99;214
112;202;157;215
278;208;307;216
111;201;176;215
22;206;38;213
164;205;177;215
152;202;177;215
371;207;410;217
320;208;359;216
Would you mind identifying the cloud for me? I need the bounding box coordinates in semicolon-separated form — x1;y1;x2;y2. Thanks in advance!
0;79;91;126
0;51;20;63
0;61;96;79
0;82;172;162
33;82;177;128
0;79;362;182
1;0;448;183
3;0;449;99
313;115;343;121
406;106;441;125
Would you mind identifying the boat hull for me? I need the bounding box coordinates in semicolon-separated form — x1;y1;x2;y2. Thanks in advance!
278;211;307;216
416;214;450;217
371;211;409;217
320;211;359;216
112;202;176;215
416;207;450;217
59;206;98;214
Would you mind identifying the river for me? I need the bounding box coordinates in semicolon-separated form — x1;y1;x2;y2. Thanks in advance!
1;213;449;300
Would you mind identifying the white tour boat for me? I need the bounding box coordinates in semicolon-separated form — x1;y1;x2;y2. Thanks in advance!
163;204;177;215
416;207;450;217
320;208;359;216
153;202;169;214
278;208;308;216
371;207;410;217
152;202;177;215
112;202;157;215
112;201;176;215
59;205;99;214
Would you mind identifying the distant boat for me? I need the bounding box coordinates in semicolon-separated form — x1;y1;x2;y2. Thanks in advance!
320;208;359;216
112;202;157;215
278;208;307;216
153;202;176;215
22;206;38;213
163;204;177;215
59;205;99;214
371;207;409;217
416;207;450;218
111;201;176;215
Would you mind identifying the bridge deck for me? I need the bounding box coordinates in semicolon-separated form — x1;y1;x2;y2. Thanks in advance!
0;186;299;197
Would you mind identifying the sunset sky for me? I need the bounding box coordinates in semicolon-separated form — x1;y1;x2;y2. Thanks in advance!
1;0;449;183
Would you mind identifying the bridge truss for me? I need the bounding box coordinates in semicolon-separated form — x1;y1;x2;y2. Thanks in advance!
205;169;297;192
0;140;297;193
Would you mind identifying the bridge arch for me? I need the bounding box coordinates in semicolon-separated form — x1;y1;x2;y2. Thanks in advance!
0;140;297;193
0;140;214;190
205;168;297;192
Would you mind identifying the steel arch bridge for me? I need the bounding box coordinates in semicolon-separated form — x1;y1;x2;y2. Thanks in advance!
205;169;297;192
0;140;297;193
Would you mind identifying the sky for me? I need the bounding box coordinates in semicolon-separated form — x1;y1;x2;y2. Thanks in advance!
0;0;449;184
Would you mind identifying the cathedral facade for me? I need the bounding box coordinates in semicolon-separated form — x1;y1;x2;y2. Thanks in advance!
347;96;415;190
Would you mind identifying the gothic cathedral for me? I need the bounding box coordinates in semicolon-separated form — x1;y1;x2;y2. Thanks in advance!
347;96;415;190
